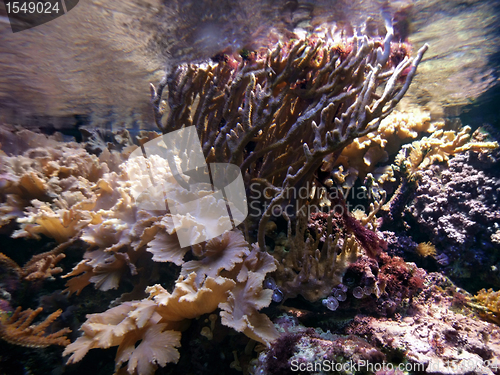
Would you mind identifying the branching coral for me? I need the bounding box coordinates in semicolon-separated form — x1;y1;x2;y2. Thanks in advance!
151;31;428;250
394;126;498;180
0;239;74;282
329;109;440;190
0;306;70;348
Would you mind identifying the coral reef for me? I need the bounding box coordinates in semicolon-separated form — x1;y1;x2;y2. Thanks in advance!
3;0;500;373
0;13;462;375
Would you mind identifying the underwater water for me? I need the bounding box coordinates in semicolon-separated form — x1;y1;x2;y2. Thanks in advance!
0;0;500;374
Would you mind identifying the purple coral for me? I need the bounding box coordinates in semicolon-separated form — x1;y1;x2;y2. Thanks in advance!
406;151;500;288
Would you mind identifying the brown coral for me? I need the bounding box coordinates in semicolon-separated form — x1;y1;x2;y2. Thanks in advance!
273;211;360;302
220;270;279;345
0;306;70;348
394;125;499;180
180;230;250;286
415;241;437;258
0;17;429;374
473;288;500;325
151;31;428;251
330;109;440;190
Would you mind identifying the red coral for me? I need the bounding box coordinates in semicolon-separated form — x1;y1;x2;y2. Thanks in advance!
378;252;425;300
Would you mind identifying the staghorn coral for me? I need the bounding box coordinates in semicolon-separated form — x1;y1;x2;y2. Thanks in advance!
151;27;428;250
0;306;70;348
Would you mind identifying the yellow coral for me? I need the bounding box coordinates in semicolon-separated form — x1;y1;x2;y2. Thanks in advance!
329;110;440;189
395;126;499;179
416;242;437;258
64;231;280;374
473;288;500;325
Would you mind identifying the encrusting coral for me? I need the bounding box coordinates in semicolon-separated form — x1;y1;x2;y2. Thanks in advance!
380;125;498;228
404;144;500;288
